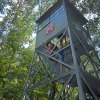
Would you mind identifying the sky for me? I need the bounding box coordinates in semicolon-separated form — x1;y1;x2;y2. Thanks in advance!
0;13;4;22
12;0;18;3
0;4;11;22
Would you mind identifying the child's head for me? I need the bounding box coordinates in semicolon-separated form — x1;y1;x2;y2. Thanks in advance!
46;42;54;50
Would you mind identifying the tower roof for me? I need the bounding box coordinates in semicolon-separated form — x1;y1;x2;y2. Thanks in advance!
36;0;88;25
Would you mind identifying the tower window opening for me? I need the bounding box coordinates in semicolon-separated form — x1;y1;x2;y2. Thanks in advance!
48;34;69;54
60;35;69;47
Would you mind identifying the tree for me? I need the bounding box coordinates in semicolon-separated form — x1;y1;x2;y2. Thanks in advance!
76;0;100;45
0;0;36;99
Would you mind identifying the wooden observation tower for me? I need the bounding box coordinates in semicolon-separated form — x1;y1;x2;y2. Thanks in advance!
22;0;100;100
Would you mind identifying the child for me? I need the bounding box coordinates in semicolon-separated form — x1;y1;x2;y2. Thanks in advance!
44;42;62;75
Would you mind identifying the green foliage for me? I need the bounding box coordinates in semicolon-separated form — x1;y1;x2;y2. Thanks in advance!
0;0;36;99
